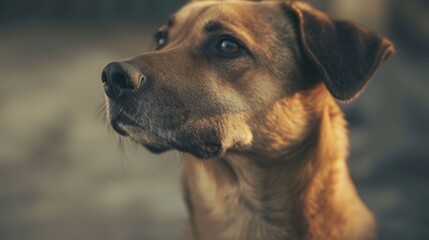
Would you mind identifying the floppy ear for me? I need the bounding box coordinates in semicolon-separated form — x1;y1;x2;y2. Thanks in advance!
287;3;395;101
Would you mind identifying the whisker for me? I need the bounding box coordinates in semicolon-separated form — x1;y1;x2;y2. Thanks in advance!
96;101;107;122
118;137;130;173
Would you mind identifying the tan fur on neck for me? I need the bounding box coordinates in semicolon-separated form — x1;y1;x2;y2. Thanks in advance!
183;85;376;240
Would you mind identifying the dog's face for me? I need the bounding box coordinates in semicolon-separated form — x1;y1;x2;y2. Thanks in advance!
102;0;394;159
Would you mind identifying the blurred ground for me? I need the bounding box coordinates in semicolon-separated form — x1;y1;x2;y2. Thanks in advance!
0;6;428;240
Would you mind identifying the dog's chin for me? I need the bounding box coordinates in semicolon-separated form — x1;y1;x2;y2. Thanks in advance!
143;141;222;160
131;134;223;160
142;143;172;154
109;117;223;159
175;143;222;159
138;139;222;159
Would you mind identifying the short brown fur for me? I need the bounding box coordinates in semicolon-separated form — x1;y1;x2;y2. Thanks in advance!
102;0;394;239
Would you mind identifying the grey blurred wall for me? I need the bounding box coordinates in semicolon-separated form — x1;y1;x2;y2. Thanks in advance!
0;0;187;23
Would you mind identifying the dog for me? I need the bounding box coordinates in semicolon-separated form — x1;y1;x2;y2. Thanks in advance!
101;0;395;239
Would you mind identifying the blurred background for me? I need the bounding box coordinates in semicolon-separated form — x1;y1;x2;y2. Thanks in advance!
0;0;428;239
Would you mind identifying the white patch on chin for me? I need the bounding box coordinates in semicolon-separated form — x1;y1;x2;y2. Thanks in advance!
221;116;253;151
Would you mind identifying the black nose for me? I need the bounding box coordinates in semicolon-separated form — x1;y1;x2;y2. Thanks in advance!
101;62;145;99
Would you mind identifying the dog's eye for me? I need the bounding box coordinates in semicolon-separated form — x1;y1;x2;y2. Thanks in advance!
155;31;168;49
210;36;247;58
220;39;240;53
217;38;243;55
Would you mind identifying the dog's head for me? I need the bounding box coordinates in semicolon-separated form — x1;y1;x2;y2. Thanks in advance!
101;0;394;159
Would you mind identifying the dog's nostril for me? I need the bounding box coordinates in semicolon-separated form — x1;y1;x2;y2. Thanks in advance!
140;75;147;84
101;71;108;85
112;72;134;90
101;71;110;95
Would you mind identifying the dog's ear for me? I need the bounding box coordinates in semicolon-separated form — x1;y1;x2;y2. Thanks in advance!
286;3;395;101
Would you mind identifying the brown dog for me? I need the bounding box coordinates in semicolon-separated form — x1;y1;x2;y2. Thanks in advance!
101;0;394;239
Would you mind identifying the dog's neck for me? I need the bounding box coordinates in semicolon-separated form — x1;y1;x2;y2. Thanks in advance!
183;89;375;240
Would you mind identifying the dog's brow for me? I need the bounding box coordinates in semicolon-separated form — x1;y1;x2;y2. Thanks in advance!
204;21;224;33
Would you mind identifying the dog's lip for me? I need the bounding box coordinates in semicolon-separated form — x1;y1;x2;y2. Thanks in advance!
110;115;223;159
111;119;129;136
110;115;141;137
174;142;222;159
144;143;172;154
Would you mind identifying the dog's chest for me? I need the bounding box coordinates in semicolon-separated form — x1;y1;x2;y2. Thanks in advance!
186;167;290;240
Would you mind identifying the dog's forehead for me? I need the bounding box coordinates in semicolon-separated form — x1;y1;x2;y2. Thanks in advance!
171;0;283;48
175;0;279;24
174;1;214;20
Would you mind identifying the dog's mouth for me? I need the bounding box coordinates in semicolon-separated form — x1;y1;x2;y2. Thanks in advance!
110;114;155;138
110;115;173;153
174;143;222;159
110;115;223;159
110;116;134;137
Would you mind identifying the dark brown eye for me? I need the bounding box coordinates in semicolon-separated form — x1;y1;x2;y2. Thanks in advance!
157;37;166;47
208;36;247;58
155;31;168;49
219;39;241;54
